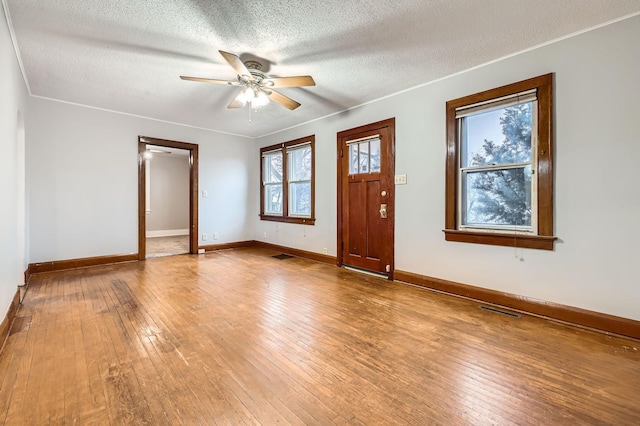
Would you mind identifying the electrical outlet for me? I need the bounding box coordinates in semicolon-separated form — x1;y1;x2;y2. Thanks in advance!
263;232;267;237
394;174;407;185
323;247;328;254
202;233;208;241
213;233;219;240
202;190;208;197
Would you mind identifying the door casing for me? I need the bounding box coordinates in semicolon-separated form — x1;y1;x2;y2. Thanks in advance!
138;136;199;260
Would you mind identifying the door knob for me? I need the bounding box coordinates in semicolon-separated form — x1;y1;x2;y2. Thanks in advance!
379;204;387;219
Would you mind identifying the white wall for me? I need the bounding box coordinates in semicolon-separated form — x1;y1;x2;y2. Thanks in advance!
27;97;255;262
147;153;190;234
255;15;640;321
0;5;28;318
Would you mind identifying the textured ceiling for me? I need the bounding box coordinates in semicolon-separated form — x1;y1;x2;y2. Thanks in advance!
4;0;640;137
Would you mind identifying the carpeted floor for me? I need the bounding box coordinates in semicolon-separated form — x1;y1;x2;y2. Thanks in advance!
146;235;189;258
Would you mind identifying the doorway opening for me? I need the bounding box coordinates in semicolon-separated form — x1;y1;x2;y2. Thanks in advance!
337;118;395;278
138;136;198;260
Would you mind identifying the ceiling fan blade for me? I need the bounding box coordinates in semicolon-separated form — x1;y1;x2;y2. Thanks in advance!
219;50;251;77
180;76;235;85
267;76;316;88
267;89;301;110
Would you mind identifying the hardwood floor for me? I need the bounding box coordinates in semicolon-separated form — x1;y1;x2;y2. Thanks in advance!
1;248;638;424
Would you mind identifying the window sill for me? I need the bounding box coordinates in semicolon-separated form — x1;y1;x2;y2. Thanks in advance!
260;215;315;225
443;229;556;250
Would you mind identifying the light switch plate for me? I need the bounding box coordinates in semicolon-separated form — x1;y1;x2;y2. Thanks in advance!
395;174;407;185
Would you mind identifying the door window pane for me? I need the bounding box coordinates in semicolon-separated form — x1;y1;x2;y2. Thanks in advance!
369;138;381;172
358;143;369;173
349;144;358;175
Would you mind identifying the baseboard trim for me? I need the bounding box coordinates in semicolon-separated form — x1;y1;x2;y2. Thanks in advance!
29;253;139;275
394;270;640;341
199;241;255;252
252;241;337;265
0;289;21;354
24;266;32;286
146;229;189;238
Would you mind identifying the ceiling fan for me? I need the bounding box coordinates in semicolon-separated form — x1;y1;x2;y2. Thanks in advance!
180;50;315;111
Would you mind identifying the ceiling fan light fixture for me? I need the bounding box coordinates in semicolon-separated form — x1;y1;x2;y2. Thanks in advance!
237;87;253;105
253;90;270;108
237;85;270;108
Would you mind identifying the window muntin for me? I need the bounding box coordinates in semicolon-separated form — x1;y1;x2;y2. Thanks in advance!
260;136;315;224
458;100;537;232
444;74;555;250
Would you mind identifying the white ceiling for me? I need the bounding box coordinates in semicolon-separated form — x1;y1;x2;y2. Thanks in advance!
4;0;640;138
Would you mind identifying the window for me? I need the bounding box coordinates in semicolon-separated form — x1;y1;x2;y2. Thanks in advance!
444;74;556;250
260;135;315;224
348;136;381;174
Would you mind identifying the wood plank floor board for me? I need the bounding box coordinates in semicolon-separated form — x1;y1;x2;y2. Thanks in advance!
9;282;48;425
0;278;46;424
101;273;192;425
127;274;241;425
0;318;28;424
107;289;184;426
117;267;239;425
0;248;638;424
211;324;337;425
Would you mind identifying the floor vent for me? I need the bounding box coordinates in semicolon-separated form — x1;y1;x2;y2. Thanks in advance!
272;254;294;260
479;305;521;318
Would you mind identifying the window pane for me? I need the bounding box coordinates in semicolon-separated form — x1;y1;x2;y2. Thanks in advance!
349;144;358;175
461;102;533;168
289;182;311;216
264;183;283;215
288;146;311;181
358;142;369;173
369;138;381;172
462;166;532;227
263;152;283;183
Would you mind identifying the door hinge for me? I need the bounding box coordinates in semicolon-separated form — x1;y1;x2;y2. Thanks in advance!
340;148;343;158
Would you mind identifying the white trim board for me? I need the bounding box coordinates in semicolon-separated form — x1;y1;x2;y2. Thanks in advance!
146;229;189;238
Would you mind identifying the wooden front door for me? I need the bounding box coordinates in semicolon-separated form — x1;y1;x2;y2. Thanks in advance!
337;118;395;277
